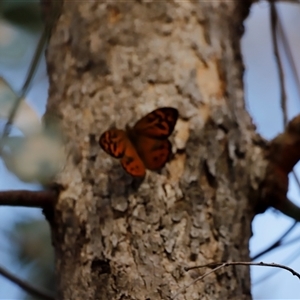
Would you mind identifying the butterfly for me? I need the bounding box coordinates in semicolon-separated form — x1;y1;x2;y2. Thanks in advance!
99;107;178;177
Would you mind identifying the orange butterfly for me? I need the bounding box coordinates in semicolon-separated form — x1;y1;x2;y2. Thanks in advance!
99;107;178;177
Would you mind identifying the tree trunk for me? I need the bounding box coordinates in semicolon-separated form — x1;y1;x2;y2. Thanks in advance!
47;1;261;299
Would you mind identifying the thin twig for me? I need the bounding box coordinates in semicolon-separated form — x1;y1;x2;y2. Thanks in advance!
280;234;300;248
276;1;300;199
0;28;48;142
277;12;300;103
253;244;300;285
0;264;54;300
172;264;226;299
292;171;300;190
0;190;57;208
270;1;288;127
260;2;300;261
0;0;61;148
172;261;300;299
186;261;300;279
251;221;297;260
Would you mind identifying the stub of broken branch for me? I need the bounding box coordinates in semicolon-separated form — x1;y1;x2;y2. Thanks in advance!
259;115;300;220
270;115;300;174
0;189;57;208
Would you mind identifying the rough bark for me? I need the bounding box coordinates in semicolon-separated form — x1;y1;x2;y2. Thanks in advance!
46;1;264;299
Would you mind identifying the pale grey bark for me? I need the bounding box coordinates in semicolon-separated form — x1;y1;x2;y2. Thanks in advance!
46;1;266;299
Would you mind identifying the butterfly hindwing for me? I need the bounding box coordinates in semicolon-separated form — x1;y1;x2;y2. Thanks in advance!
121;139;146;177
133;107;178;139
135;136;172;171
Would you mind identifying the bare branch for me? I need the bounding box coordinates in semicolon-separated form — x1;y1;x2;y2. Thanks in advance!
172;264;226;299
0;264;54;300
259;115;300;220
253;244;300;285
173;261;300;299
0;190;57;208
251;221;297;260
0;29;48;143
277;11;300;105
0;1;62;147
258;1;300;256
270;1;288;127
186;261;300;279
276;0;300;214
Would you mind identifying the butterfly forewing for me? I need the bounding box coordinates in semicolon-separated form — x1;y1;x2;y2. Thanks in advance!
133;107;178;139
99;129;127;158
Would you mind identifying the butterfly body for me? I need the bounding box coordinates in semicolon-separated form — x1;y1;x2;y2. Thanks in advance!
99;107;178;177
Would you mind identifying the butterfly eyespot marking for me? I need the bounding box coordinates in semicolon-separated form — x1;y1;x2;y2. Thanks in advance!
99;107;178;177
